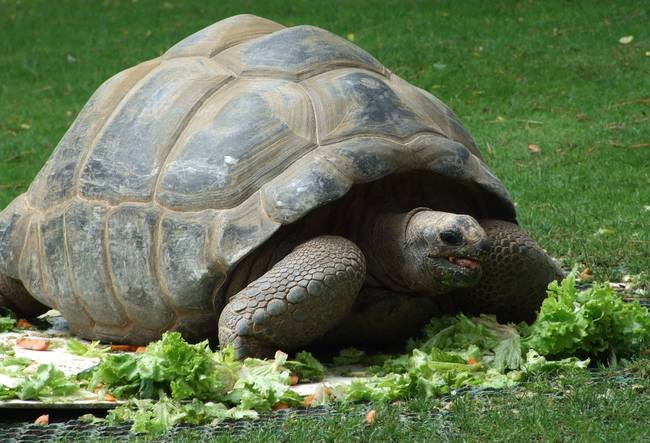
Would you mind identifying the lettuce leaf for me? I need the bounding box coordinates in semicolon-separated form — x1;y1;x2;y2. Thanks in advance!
285;351;325;382
523;274;650;360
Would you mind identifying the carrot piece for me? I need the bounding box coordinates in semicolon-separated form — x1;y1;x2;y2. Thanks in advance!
366;409;377;425
16;337;50;351
135;346;147;353
467;357;478;365
110;344;140;352
103;393;117;402
303;394;317;407
34;414;49;425
290;374;299;386
16;319;33;329
272;402;290;411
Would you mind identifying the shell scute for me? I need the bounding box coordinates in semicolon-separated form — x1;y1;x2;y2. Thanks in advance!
64;200;128;327
261;154;353;224
304;69;435;144
319;137;409;183
79;57;233;204
212;195;280;269
164;14;284;58
28;59;161;210
40;211;93;330
18;220;48;307
215;25;388;80
160;211;223;311
0;196;30;278
157;78;316;211
106;205;172;331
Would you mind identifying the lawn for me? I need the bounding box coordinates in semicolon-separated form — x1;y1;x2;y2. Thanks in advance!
0;0;648;441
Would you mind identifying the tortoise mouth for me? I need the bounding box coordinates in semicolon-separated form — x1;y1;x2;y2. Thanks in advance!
447;256;481;271
427;254;483;283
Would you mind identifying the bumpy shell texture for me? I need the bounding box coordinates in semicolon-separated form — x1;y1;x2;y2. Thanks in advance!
0;15;515;343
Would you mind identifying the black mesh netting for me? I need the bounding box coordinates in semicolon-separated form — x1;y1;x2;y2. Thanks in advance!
0;406;339;442
1;373;641;443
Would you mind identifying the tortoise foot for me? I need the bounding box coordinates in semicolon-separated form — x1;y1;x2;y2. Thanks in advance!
218;235;366;359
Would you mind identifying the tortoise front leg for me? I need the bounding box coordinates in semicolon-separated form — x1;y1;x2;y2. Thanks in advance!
453;220;564;323
218;236;366;359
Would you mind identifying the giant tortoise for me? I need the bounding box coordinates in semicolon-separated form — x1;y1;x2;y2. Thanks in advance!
0;15;562;358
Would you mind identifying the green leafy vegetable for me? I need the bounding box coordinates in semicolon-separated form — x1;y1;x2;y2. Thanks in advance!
332;348;368;366
92;332;239;401
106;396;258;435
228;351;303;411
285;351;325;382
523;274;650;360
0;315;16;332
66;338;109;358
19;364;81;400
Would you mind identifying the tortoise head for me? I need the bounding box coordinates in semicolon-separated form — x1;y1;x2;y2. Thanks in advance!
394;209;489;296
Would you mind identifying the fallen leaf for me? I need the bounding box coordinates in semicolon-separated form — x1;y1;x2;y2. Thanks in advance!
110;344;140;352
433;63;447;70
646;51;650;57
575;113;589;121
16;319;33;329
618;35;634;44
631;384;645;393
527;143;541;153
272;402;290;411
366;409;377;425
19;123;30;130
595;228;615;237
34;414;49;425
303;394;317;407
631;143;650;148
16;337;50;351
346;33;355;42
290;375;299;386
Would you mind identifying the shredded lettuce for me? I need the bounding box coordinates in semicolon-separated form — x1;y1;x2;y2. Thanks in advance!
106;396;258;435
0;315;16;332
523;274;650;360
285;351;326;382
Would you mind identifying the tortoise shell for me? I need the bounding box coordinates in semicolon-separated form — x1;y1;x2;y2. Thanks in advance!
0;15;515;343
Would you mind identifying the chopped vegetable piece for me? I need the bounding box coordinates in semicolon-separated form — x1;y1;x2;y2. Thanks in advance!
16;337;50;351
34;414;49;425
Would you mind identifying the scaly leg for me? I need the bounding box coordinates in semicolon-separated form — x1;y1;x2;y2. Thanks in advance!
218;236;366;359
0;274;48;318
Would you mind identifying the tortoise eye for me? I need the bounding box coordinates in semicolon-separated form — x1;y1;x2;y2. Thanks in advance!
440;229;463;246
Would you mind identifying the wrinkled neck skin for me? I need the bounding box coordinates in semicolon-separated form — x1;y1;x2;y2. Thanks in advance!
358;208;433;294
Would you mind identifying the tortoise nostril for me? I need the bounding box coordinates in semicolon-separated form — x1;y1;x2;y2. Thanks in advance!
440;229;463;246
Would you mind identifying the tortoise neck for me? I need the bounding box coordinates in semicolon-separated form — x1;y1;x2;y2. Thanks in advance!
358;208;429;292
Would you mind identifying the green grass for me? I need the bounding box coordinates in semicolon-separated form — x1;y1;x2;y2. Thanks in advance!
0;1;649;440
